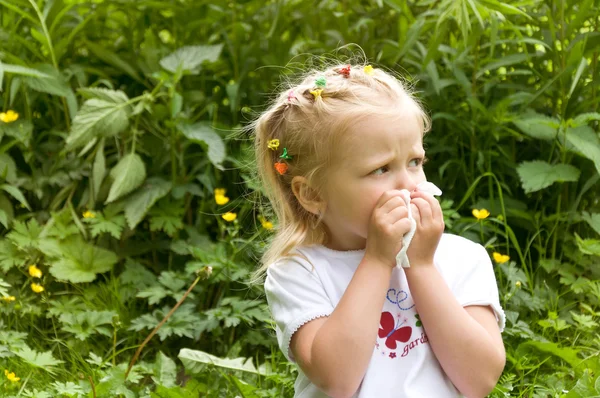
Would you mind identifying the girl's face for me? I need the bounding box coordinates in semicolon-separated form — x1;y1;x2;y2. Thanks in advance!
319;112;427;251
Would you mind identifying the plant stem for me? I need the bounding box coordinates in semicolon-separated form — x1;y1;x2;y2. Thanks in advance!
124;274;201;380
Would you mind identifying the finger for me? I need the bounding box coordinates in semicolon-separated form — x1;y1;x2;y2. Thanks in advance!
411;191;442;222
386;204;409;223
392;217;413;236
412;198;433;225
380;195;408;215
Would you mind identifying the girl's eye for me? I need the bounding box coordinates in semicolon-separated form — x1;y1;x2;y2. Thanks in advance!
371;166;388;175
409;158;424;167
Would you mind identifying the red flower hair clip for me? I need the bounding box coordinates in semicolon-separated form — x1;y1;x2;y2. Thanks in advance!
338;64;351;78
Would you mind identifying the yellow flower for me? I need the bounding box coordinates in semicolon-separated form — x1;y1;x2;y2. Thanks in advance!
472;209;490;220
363;65;374;75
28;264;42;278
492;252;510;264
1;296;16;302
0;110;19;123
214;188;230;205
221;212;237;222
82;210;96;219
267;139;280;150
31;283;44;293
261;219;273;230
515;281;522;288
4;370;20;382
258;215;273;230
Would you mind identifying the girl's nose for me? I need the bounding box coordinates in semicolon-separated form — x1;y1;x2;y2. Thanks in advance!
396;171;418;192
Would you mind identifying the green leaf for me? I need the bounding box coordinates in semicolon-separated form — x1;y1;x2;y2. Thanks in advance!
519;341;581;369
78;87;129;103
152;352;177;388
516;160;580;193
59;310;117;340
0;153;17;183
7;219;42;249
106;153;147;203
575;233;600;256
0;194;14;228
149;198;185;237
1;184;31;210
572;113;600;126
23;64;71;97
1;63;52;78
66;98;130;150
0;239;26;272
137;285;169;305
51;381;85;396
178;348;272;376
13;346;64;374
512;113;559;140
122;177;172;229
564;125;600;175
43;236;118;283
92;140;106;203
582;212;600;236
82;211;125;239
0;119;33;146
178;122;226;169
159;44;223;74
129;303;200;341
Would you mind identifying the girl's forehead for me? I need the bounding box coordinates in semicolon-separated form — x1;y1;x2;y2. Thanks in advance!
334;113;424;162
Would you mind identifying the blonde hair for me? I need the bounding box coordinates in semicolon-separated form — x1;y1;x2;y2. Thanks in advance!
249;61;430;281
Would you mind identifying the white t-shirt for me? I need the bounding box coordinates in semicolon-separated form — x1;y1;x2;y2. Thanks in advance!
264;233;505;398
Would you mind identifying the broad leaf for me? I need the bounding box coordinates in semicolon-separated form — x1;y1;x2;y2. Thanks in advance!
13;346;64;374
564;125;600;175
43;237;118;283
106;153;147;203
178;122;226;169
516;161;580;193
92;140;106;202
582;212;600;236
152;352;177;388
0;153;17;183
123;177;172;229
78;87;129;103
178;348;272;376
1;63;51;78
512;113;560;140
159;44;223;74
575;233;600;257
66;98;130;150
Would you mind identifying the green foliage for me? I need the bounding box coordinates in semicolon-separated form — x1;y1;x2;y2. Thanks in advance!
0;0;598;396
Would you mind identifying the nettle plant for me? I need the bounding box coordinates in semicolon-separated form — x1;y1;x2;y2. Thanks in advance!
0;2;278;396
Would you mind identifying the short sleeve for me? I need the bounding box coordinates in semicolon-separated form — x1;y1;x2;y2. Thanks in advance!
264;256;334;362
450;241;506;332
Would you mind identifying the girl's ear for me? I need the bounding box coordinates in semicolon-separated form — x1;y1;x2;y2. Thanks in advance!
291;176;325;216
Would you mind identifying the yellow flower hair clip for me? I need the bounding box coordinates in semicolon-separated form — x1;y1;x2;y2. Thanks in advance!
268;139;280;150
310;88;323;99
364;65;374;75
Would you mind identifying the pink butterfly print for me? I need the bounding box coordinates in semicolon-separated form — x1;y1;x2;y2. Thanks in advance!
378;311;412;350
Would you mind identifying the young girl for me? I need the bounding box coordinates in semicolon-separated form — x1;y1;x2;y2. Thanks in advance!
251;63;506;398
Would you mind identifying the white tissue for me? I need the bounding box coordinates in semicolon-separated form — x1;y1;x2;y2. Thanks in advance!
396;181;442;268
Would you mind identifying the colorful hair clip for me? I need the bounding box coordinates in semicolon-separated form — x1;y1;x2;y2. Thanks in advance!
287;90;296;102
279;147;293;160
268;139;280;150
310;88;323;99
315;76;327;88
338;64;351;78
364;65;374;75
274;162;288;175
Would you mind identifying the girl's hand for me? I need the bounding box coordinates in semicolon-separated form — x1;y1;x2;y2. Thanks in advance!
365;190;413;268
406;190;445;268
